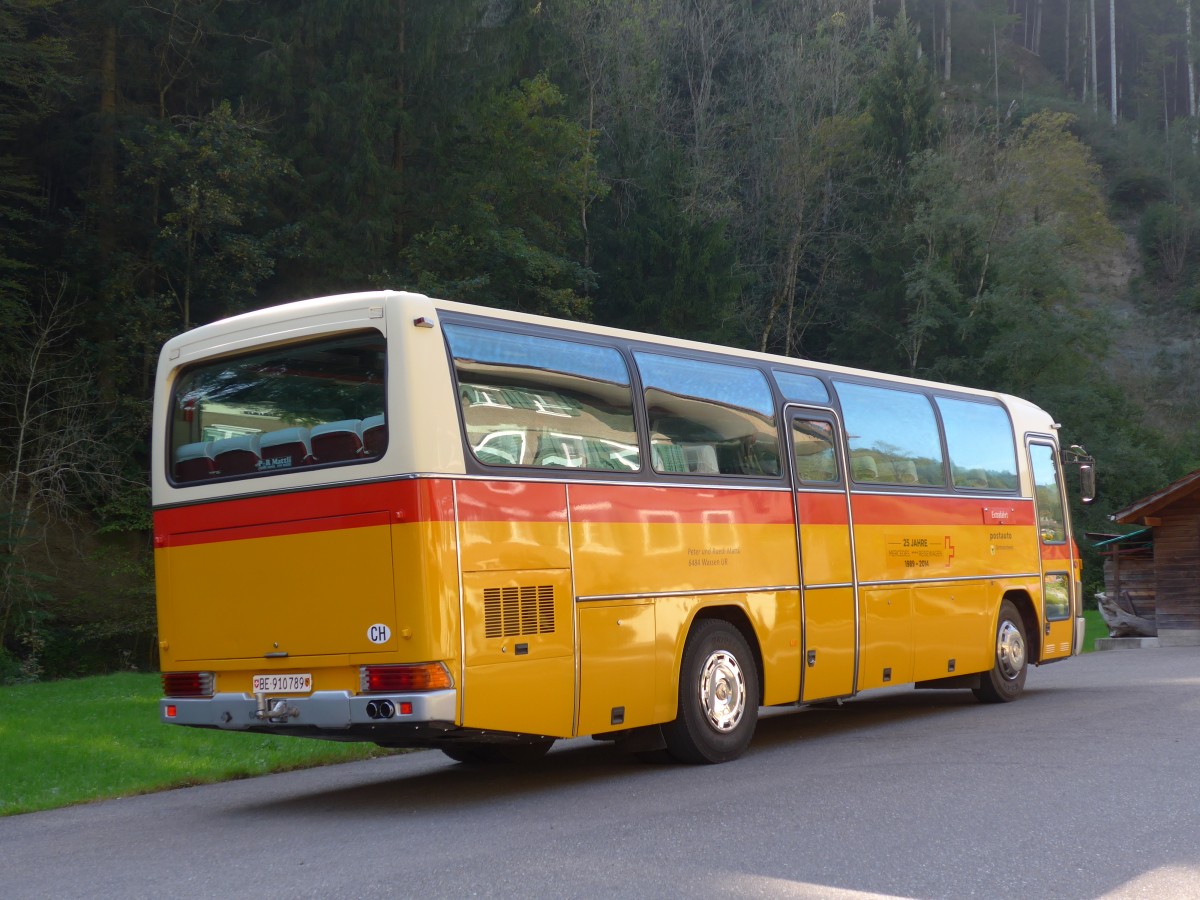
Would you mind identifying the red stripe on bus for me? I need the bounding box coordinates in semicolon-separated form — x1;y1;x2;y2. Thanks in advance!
456;480;568;522
568;483;794;525
169;511;391;547
795;492;849;524
848;493;1036;526
155;477;1044;548
1041;543;1076;561
154;479;455;547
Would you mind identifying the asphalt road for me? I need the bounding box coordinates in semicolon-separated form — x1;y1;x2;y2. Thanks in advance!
3;647;1199;899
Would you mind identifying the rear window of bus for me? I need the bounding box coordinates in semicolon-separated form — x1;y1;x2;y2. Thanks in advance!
169;331;387;484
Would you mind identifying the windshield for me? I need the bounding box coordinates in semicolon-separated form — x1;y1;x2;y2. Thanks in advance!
169;331;387;484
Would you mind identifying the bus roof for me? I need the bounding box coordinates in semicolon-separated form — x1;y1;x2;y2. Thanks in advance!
169;289;1052;424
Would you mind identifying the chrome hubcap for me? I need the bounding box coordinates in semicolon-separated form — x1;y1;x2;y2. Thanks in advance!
996;620;1026;680
698;650;746;732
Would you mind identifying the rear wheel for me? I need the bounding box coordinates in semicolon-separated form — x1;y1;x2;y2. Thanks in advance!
662;620;759;764
973;599;1028;703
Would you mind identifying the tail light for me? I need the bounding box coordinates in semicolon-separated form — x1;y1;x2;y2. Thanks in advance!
162;671;214;698
360;663;453;693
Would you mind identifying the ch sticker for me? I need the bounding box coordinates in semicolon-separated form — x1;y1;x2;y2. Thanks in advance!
367;624;391;644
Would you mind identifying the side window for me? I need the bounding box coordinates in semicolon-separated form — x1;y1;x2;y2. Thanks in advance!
773;370;830;405
1043;573;1071;621
444;324;639;471
1029;443;1067;543
834;381;945;487
936;397;1018;491
792;419;839;484
635;352;779;477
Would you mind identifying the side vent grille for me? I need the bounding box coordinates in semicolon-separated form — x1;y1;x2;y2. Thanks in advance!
483;585;555;638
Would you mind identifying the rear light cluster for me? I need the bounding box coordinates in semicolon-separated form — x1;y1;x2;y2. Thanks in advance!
162;671;214;698
360;663;452;693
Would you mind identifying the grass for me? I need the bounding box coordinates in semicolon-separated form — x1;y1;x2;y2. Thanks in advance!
1081;608;1108;652
2;616;1116;816
0;672;393;816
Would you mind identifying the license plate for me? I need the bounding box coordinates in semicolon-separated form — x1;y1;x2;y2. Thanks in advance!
252;673;312;694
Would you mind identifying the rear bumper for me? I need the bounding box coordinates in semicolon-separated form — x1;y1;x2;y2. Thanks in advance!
161;689;457;731
1073;615;1086;655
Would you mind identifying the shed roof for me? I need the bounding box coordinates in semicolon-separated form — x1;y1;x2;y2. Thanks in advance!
1111;468;1200;525
1091;527;1153;549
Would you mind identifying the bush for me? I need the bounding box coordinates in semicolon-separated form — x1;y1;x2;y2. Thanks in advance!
1138;200;1198;285
1111;170;1171;210
0;648;26;685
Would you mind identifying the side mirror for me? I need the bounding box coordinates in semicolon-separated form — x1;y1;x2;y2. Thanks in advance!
1062;445;1097;505
1078;462;1096;505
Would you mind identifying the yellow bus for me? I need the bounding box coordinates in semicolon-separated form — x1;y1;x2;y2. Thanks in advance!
153;290;1095;764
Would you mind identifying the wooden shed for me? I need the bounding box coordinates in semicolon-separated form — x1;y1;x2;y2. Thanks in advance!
1111;469;1200;646
1091;528;1156;635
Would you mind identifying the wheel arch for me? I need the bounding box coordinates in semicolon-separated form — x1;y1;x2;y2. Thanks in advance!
1002;588;1041;663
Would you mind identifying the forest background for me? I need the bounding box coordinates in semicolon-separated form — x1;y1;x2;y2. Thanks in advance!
2;0;1199;682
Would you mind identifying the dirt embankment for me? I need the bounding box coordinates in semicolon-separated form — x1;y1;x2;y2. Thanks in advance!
1083;229;1200;439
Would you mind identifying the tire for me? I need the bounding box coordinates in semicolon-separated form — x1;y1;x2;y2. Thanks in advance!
662;619;759;764
973;599;1029;703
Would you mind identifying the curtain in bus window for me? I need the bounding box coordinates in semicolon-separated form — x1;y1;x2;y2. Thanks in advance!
169;331;387;483
936;397;1018;491
833;381;944;487
443;324;639;471
634;352;779;477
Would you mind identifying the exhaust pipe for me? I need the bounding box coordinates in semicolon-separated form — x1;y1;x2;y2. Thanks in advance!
365;699;396;720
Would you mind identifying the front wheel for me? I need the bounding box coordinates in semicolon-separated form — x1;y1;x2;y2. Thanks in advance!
663;620;759;764
973;599;1028;703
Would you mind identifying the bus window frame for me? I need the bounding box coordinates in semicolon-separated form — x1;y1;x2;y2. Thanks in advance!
771;368;833;407
830;377;950;492
439;312;789;486
1027;437;1070;547
440;313;649;481
932;393;1021;496
629;343;785;483
165;327;389;489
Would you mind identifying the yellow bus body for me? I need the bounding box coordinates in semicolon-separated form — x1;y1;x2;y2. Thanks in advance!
152;291;1085;762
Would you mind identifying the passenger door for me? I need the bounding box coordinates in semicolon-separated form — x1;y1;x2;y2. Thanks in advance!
786;408;858;701
1028;441;1075;661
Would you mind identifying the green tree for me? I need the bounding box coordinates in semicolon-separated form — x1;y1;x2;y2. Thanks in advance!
402;74;604;318
864;14;937;166
0;286;124;665
121;101;298;330
0;0;73;319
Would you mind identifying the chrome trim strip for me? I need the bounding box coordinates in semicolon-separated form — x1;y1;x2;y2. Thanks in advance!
153;471;424;511
576;572;1041;601
856;572;1041;589
445;473;794;493
848;487;1027;501
157;469;1040;512
575;585;800;603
